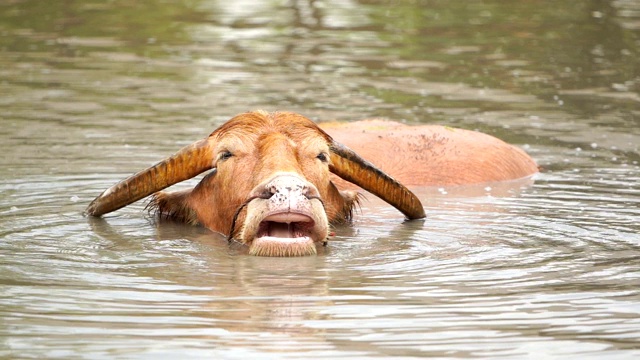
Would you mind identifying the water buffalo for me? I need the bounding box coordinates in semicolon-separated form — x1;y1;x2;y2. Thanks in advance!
86;111;537;256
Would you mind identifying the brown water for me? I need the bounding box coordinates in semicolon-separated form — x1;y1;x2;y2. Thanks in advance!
1;1;639;359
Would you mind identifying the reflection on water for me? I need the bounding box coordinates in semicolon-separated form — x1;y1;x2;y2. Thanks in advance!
1;0;639;358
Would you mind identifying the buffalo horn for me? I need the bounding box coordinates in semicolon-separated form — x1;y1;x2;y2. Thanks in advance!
86;139;214;216
329;141;426;220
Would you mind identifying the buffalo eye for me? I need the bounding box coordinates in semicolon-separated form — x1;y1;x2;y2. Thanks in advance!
219;150;233;161
316;152;328;162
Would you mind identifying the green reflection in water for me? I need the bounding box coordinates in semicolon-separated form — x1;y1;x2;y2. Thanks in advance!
363;0;639;115
0;0;208;50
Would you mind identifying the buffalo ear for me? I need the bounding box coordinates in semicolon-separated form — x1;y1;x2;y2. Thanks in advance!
146;189;199;225
329;141;425;220
86;138;215;217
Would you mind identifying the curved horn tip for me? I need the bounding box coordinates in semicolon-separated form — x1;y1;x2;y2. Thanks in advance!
329;141;426;220
85;197;107;217
84;189;118;217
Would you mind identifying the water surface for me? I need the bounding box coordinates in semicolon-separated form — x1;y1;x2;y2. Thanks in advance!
1;1;639;359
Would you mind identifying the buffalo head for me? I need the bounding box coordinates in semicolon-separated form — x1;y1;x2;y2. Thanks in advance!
86;111;424;256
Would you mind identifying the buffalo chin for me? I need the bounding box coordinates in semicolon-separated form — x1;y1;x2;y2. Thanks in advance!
249;236;317;257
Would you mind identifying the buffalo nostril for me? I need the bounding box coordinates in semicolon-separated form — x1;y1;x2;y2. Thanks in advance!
255;184;276;200
300;183;320;199
301;185;312;198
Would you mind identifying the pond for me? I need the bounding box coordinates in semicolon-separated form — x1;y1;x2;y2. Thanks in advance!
1;0;639;358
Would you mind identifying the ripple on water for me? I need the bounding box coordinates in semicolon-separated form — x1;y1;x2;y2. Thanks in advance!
2;1;640;357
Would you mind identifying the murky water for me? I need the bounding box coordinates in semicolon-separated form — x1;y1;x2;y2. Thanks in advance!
2;0;639;358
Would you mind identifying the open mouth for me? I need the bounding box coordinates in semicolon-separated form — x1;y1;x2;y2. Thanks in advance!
256;212;315;240
249;212;318;257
